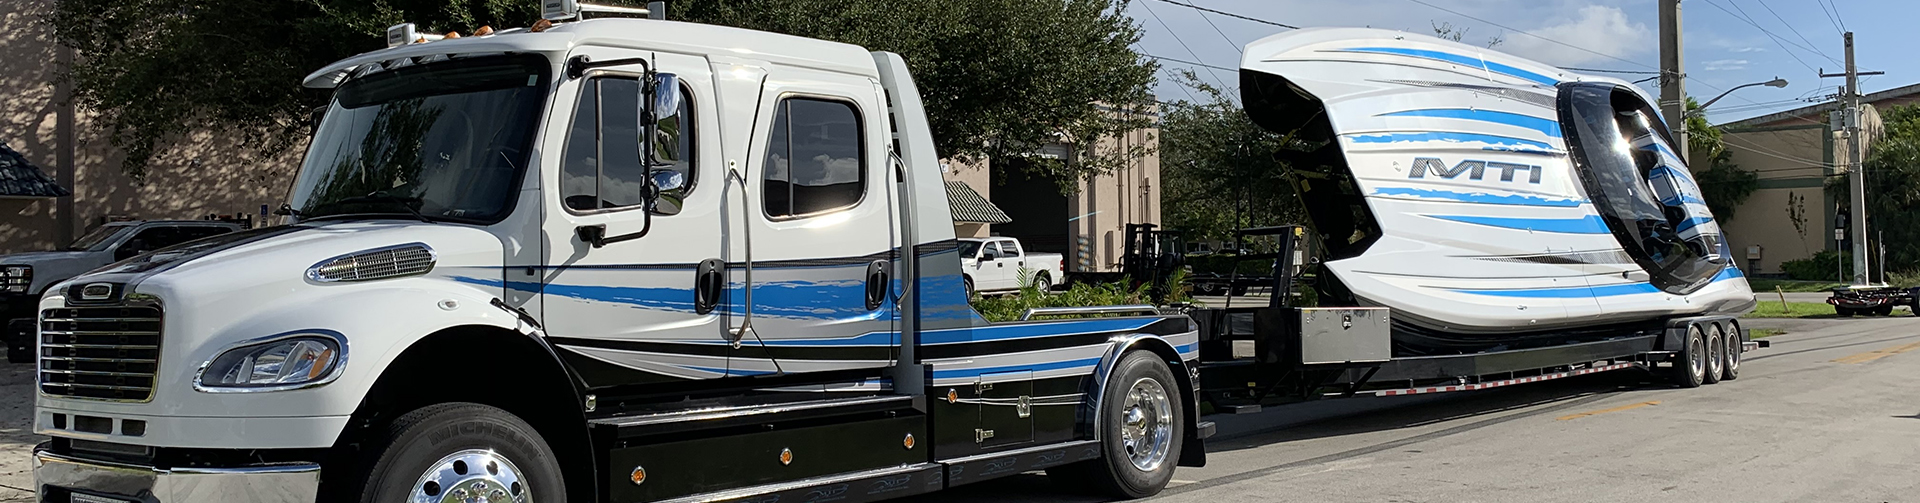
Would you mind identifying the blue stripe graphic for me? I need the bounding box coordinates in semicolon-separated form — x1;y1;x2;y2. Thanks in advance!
1348;131;1557;153
1337;47;1561;86
1661;195;1707;205
1426;214;1610;234
932;357;1103;379
922;318;1159;345
1379;109;1563;138
1650;165;1696;184
1374;187;1584;208
1448;267;1744;298
1676;217;1714;232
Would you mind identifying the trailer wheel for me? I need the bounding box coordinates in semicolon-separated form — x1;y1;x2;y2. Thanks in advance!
1722;322;1742;381
1670;325;1706;388
348;403;564;503
1048;351;1183;499
1835;306;1855;317
1702;324;1724;385
1874;305;1894;316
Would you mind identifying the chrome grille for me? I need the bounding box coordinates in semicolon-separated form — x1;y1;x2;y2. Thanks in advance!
39;306;162;401
308;244;436;282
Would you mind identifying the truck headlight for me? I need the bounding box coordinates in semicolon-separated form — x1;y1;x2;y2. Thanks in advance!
195;331;347;392
0;265;29;293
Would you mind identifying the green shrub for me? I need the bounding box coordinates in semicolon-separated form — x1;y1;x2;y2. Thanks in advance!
973;275;1152;322
1780;251;1851;281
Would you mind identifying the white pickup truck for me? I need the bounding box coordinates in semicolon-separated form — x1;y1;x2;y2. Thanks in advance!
958;237;1064;295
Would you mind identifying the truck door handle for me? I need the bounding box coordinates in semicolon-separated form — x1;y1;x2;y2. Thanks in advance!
695;259;726;315
865;260;891;311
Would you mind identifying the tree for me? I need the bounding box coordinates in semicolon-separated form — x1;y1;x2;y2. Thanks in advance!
50;0;1157;186
1430;21;1502;48
1158;71;1304;242
1685;98;1758;221
1828;103;1920;270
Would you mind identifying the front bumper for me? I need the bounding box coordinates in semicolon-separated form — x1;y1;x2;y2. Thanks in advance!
33;445;319;503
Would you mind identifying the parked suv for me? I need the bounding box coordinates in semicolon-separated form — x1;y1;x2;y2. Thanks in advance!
2;220;242;362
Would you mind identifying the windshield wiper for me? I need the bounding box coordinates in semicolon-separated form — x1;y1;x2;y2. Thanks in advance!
305;194;433;223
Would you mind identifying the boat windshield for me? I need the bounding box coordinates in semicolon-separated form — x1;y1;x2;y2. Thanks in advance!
1559;83;1724;293
288;54;551;224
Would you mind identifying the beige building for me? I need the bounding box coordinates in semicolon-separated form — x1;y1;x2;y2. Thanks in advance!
0;0;301;255
1717;82;1920;274
941;117;1162;273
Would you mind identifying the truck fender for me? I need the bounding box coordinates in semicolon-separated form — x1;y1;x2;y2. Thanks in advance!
1084;332;1206;467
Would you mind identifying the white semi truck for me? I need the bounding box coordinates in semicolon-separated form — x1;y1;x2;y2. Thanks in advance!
28;4;1209;502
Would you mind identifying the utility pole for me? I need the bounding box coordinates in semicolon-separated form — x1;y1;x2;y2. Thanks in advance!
1658;0;1688;163
1826;33;1870;285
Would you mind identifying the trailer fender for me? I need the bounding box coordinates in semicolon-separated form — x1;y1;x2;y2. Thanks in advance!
1087;332;1207;467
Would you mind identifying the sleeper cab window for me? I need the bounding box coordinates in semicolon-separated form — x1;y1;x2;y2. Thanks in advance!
561;76;696;214
763;97;864;218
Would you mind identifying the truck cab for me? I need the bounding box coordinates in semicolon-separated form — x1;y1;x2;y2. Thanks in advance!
29;5;1204;503
2;220;241;363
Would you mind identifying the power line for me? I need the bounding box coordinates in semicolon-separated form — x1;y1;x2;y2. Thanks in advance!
1717;0;1820;73
1756;0;1834;62
1403;0;1652;70
1137;0;1236;93
1150;0;1298;30
1144;53;1236;72
1402;0;1767;108
1827;0;1849;32
1701;0;1841;67
1814;0;1845;36
1178;0;1244;55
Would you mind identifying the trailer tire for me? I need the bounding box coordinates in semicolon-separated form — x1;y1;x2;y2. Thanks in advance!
1722;323;1742;381
1702;324;1724;385
1670;325;1707;388
349;403;565;503
1835;307;1856;317
1048;350;1183;499
1874;305;1894;316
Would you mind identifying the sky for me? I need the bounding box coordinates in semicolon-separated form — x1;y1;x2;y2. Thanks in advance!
1130;0;1917;125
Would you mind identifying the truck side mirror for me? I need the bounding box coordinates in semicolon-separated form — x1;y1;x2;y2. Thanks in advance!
981;250;998;261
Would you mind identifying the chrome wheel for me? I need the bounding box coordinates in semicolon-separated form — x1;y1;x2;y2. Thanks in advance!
411;449;531;503
1688;327;1707;383
1119;377;1174;472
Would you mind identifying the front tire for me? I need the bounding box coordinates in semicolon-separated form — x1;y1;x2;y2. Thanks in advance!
349;403;564;503
1048;351;1183;498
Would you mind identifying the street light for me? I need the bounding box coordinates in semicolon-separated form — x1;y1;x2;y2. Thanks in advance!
1692;77;1790;115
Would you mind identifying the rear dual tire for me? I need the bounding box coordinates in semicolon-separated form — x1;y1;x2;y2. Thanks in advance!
1048;350;1184;499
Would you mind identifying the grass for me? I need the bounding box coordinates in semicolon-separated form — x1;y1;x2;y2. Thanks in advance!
1749;328;1785;339
1742;301;1836;318
1747;278;1846;293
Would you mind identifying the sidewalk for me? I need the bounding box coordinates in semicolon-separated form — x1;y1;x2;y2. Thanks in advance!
1;364;41;502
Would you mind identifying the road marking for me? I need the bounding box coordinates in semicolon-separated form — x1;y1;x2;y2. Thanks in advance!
1555;401;1659;421
1832;341;1920;364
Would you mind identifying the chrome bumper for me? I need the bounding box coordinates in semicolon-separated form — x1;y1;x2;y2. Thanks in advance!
33;445;320;503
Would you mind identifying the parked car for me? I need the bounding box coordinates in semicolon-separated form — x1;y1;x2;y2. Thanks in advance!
957;237;1064;296
2;220;242;362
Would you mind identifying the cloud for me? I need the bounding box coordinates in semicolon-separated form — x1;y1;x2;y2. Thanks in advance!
1730;46;1766;53
1500;5;1652;66
1701;59;1749;71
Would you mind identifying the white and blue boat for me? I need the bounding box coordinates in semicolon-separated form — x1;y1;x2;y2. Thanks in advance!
1238;28;1755;354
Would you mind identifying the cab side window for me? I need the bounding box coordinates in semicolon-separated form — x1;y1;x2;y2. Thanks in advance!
763;98;864;218
562;77;696;214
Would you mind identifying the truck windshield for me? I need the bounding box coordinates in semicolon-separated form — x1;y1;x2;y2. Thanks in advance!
68;224;132;251
288;54;551;224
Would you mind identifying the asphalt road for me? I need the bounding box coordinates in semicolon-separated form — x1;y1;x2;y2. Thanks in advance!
3;317;1916;502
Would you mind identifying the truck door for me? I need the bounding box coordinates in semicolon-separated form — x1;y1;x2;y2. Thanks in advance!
539;48;733;386
727;64;899;376
997;239;1030;287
